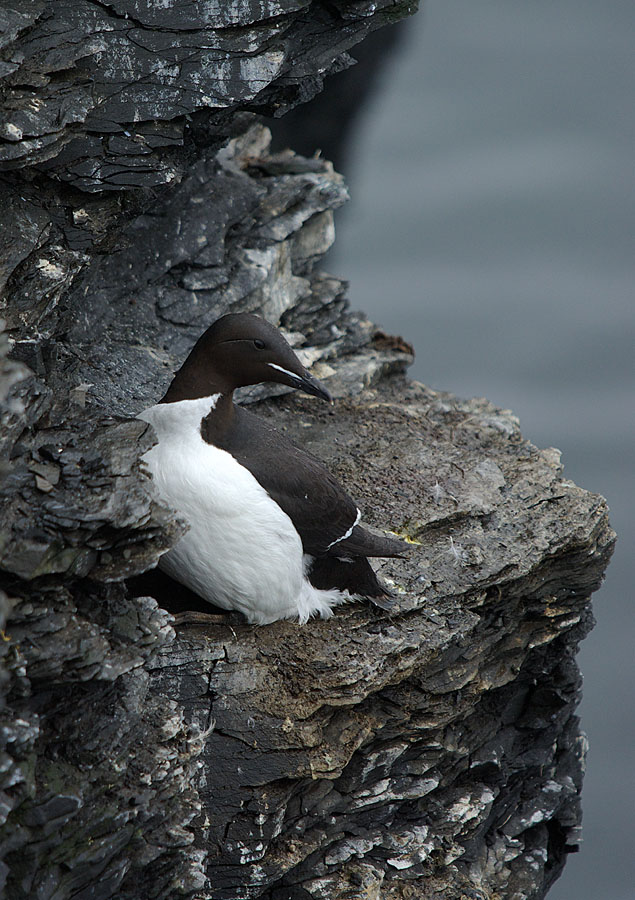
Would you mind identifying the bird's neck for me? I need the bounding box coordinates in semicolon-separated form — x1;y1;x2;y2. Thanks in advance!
200;391;235;445
160;355;234;403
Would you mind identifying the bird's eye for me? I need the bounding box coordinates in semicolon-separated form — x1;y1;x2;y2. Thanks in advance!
253;339;266;350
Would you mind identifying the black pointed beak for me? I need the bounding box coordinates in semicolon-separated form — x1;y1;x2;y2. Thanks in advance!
296;370;333;403
267;363;332;403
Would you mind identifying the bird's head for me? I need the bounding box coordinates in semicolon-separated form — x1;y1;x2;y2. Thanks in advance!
161;313;332;403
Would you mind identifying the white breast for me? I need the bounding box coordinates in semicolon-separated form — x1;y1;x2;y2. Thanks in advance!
137;397;347;624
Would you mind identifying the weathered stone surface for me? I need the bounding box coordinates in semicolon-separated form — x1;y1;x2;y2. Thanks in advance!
0;329;204;899
0;0;615;898
0;0;415;190
147;378;613;898
0;586;207;900
2;119;410;419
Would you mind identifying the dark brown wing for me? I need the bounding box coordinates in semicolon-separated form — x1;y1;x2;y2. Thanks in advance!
214;407;360;557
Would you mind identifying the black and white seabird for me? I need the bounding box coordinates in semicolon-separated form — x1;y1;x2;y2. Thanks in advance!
138;313;405;625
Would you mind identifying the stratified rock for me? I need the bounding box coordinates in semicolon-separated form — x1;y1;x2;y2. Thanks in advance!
0;1;614;899
0;1;415;191
3;119;409;418
147;378;613;899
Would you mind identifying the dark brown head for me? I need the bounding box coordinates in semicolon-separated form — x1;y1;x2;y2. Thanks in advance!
161;313;332;403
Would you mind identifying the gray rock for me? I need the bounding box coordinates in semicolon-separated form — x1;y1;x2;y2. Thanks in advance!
0;1;615;898
154;380;609;898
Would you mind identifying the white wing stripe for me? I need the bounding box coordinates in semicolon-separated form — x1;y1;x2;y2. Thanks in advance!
326;508;361;551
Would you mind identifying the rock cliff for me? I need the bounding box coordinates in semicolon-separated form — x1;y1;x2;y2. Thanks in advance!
0;2;614;898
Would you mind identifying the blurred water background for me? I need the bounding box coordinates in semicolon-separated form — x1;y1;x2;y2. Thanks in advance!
330;1;634;897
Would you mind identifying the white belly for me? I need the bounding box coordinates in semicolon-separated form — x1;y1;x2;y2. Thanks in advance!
137;398;347;624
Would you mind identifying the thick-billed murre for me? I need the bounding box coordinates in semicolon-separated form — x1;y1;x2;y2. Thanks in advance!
138;313;405;625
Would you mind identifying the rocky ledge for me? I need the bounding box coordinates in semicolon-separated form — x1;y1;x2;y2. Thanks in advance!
0;299;615;900
0;1;614;897
146;376;614;899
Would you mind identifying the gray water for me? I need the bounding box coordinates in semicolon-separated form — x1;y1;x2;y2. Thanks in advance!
333;1;634;897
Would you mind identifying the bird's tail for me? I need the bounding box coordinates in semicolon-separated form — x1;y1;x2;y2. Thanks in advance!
308;554;396;610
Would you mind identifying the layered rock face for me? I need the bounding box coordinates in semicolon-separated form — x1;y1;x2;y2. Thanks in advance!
0;2;614;899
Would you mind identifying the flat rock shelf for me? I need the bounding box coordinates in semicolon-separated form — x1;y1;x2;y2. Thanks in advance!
146;376;614;899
